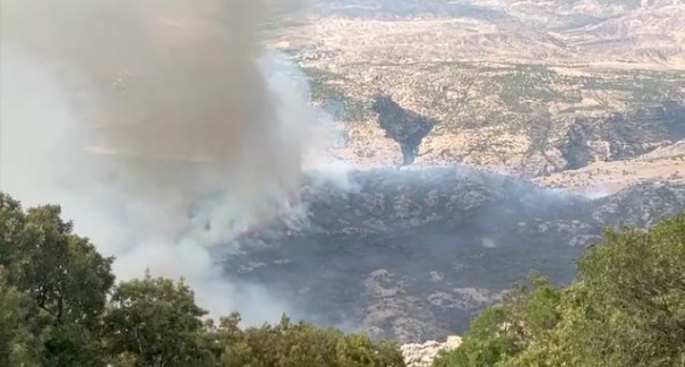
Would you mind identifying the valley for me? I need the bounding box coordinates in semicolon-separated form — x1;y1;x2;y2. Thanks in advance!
218;0;685;343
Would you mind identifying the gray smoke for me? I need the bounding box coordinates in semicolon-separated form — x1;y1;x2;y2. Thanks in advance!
0;0;337;324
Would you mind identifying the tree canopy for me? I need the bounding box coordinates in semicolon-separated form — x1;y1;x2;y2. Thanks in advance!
433;216;685;367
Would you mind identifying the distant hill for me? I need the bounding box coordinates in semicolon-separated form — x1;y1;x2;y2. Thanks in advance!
268;0;685;182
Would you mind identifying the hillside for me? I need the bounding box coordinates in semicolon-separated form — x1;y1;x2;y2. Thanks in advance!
215;0;685;344
222;167;685;343
267;0;685;182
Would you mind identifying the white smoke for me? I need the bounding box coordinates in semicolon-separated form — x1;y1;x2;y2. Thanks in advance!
0;0;347;324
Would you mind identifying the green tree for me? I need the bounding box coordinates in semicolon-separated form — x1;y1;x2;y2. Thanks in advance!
508;218;685;367
104;273;215;367
0;267;41;367
0;193;26;266
209;313;405;367
16;205;114;366
433;275;562;367
9;205;115;327
0;194;115;366
570;217;685;366
435;215;685;367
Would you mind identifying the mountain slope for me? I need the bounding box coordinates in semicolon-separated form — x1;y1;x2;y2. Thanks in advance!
222;167;685;342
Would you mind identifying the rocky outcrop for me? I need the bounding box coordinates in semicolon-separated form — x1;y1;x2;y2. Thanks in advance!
401;336;463;367
558;102;685;172
222;166;685;343
592;179;685;228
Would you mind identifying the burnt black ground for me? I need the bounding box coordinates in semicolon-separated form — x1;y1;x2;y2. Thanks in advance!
220;166;685;341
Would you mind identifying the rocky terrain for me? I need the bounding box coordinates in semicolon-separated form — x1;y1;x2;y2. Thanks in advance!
221;0;685;350
265;0;685;180
536;139;685;193
401;335;463;367
222;166;685;343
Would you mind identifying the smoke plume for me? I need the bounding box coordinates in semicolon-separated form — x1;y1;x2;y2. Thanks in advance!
0;0;326;324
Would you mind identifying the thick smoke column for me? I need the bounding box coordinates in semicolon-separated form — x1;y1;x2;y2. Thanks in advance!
0;0;317;323
2;0;305;211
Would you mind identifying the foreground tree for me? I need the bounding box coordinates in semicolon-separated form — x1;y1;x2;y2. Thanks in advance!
0;267;41;366
565;217;685;366
210;313;405;367
0;194;116;366
104;273;214;367
0;193;25;267
17;206;115;366
433;275;562;367
434;215;685;367
102;275;406;367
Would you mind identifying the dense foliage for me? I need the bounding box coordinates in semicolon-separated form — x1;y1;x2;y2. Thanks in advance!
434;216;685;367
0;192;405;367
